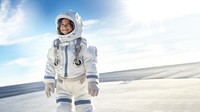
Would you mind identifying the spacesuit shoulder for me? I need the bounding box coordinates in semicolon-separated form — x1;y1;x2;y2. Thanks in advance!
52;38;60;48
80;37;87;45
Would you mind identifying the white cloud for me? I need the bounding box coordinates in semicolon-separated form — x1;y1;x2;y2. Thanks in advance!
0;0;24;45
2;32;55;73
4;32;56;64
120;0;200;23
5;58;29;66
17;33;56;57
83;0;200;73
0;33;55;86
83;19;99;28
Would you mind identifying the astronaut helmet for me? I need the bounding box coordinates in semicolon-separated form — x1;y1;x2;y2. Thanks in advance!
55;10;83;43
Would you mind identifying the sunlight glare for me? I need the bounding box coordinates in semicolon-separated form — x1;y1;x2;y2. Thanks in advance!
121;0;200;23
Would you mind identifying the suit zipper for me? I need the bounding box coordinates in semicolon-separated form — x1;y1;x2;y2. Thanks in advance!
64;46;68;77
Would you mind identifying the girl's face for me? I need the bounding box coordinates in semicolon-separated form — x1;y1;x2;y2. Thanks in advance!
60;18;73;35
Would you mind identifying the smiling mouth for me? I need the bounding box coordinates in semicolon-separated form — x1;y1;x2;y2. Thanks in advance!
62;30;69;33
62;30;72;34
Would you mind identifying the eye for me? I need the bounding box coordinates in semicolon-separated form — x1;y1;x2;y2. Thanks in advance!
61;23;71;27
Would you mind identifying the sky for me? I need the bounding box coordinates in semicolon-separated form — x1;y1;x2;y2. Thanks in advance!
1;0;200;86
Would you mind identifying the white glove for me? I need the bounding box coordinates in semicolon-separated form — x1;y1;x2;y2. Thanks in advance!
45;83;55;98
88;82;99;97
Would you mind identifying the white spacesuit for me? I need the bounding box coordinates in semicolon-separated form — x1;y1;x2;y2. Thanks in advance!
44;10;99;112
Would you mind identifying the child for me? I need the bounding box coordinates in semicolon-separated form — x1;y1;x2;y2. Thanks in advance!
44;10;99;112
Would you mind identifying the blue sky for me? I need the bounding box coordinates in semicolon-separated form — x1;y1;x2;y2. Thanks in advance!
1;0;200;86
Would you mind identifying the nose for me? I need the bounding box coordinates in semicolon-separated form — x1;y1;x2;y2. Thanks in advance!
62;25;69;30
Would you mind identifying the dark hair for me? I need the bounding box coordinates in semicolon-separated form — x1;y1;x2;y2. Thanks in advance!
57;18;74;35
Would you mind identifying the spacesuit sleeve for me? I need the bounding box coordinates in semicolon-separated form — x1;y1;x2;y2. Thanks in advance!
84;45;99;84
44;44;56;84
